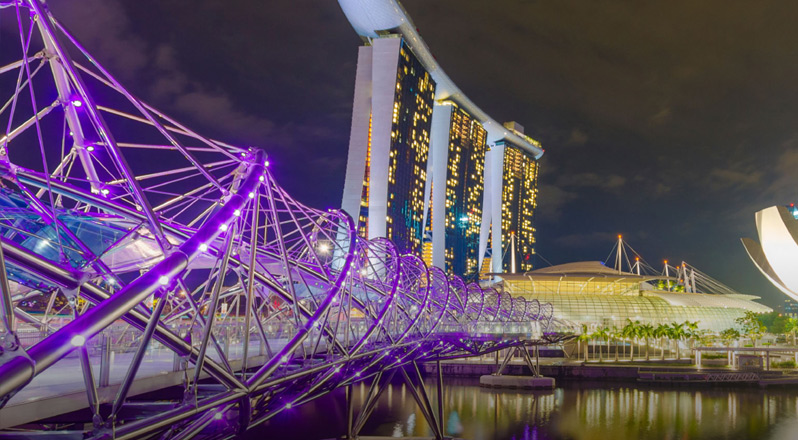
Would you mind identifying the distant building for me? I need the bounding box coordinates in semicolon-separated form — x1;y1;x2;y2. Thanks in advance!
496;261;772;332
341;37;436;256
427;102;487;277
497;123;540;273
742;205;798;303
338;0;544;276
776;299;798;318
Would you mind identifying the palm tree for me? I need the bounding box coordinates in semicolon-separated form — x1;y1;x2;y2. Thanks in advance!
594;327;609;362
610;326;621;362
683;320;699;351
622;319;641;361
654;323;669;360
577;324;591;361
669;322;687;360
639;323;654;361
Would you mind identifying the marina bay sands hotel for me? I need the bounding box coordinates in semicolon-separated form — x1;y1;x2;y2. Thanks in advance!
339;0;544;279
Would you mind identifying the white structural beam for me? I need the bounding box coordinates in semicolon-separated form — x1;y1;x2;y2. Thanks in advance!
340;45;374;223
366;37;402;240
428;102;453;268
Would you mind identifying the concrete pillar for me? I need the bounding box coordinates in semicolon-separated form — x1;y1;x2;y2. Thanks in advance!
340;45;373;221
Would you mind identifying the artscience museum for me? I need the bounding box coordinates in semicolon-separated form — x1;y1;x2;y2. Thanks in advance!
742;205;798;301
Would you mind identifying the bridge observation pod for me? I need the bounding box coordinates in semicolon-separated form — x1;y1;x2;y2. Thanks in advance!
0;1;568;438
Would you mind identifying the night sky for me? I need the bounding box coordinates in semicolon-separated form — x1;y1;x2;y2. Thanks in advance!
48;0;798;308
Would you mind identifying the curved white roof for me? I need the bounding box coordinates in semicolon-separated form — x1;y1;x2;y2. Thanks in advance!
652;291;771;313
338;0;544;159
743;206;798;301
525;261;637;277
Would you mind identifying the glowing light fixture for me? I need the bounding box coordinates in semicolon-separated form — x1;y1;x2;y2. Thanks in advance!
70;335;86;347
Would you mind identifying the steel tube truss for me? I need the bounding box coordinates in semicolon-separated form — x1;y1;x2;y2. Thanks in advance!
0;2;574;439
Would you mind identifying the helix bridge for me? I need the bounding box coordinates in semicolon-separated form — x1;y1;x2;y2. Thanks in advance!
0;1;573;438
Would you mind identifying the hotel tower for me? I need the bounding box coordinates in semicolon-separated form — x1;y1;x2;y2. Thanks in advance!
339;0;544;278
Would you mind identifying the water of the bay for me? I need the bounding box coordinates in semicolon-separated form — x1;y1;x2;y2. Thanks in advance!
246;378;798;440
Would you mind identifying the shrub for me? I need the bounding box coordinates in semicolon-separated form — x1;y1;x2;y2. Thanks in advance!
772;360;796;369
701;353;727;359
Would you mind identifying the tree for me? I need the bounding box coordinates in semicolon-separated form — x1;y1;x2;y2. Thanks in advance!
785;318;798;346
668;322;687;360
736;311;766;347
683;321;700;355
720;328;740;348
594;327;609;362
758;311;789;334
577;324;592;361
639;323;654;361
622;319;641;361
654;323;670;360
610;326;621;362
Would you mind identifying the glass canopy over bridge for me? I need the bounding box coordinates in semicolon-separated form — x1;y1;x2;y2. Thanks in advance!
0;1;571;438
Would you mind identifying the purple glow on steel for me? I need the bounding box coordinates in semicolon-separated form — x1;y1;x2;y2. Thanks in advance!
0;5;568;432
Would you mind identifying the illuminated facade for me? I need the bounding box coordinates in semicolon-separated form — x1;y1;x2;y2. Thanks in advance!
478;122;542;276
427;103;486;277
499;134;539;273
339;0;544;276
498;262;772;332
341;37;435;256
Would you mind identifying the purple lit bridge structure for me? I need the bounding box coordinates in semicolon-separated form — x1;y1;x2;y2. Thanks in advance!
0;2;574;439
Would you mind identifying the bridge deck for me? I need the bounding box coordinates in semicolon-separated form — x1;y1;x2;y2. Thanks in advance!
1;341;273;429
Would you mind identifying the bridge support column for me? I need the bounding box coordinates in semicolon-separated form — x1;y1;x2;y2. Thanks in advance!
400;362;445;439
481;345;554;389
100;335;111;387
495;347;516;375
436;360;444;438
346;369;396;439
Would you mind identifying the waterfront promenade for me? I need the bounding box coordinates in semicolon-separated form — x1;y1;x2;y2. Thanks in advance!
424;349;798;387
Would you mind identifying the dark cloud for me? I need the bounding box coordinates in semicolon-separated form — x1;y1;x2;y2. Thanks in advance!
566;128;588;146
43;0;798;307
555;231;624;249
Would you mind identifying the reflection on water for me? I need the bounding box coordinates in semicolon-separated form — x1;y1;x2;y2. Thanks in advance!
248;378;798;440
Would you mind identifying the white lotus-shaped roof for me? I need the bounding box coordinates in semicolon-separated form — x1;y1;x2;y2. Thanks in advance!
742;205;798;301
